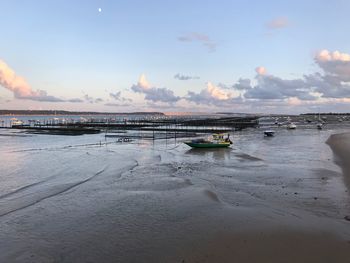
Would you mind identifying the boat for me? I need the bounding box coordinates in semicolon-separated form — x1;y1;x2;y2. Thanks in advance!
264;130;275;137
184;133;232;148
11;119;25;127
316;110;323;130
287;123;297;129
316;111;323;130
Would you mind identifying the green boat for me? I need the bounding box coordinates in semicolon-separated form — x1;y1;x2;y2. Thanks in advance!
184;133;232;148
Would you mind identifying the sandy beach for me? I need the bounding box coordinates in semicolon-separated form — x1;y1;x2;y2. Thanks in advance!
0;127;350;262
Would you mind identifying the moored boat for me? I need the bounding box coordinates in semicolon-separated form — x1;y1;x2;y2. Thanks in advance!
11;118;25;127
316;111;323;130
264;130;275;137
287;123;297;129
184;133;232;148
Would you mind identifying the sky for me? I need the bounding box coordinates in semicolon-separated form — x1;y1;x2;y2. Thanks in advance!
0;0;350;113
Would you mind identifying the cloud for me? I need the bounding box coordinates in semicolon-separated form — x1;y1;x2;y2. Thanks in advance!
316;49;350;62
178;32;217;52
174;73;200;80
304;73;350;98
131;74;181;103
67;98;84;103
255;66;267;75
105;102;131;107
109;91;122;100
309;49;350;98
83;94;94;103
244;73;317;100
314;49;350;81
266;17;289;29
218;79;251;91
0;59;63;102
83;94;104;103
233;50;350;101
109;91;132;102
233;78;252;90
186;82;241;106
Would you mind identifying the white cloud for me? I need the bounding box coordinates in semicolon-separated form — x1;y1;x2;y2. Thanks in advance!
187;82;241;106
131;74;180;103
316;50;350;62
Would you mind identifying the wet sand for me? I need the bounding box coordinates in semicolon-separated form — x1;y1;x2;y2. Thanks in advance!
1;127;350;262
327;132;350;189
180;231;350;263
189;131;350;263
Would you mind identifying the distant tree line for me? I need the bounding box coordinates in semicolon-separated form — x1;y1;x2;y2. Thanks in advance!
0;110;164;116
301;113;350;115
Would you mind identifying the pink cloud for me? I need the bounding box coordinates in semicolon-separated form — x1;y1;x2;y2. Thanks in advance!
316;50;350;62
266;17;289;29
0;60;63;102
255;66;267;75
0;60;35;98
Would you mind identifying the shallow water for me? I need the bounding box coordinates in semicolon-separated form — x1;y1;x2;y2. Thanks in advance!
0;123;350;262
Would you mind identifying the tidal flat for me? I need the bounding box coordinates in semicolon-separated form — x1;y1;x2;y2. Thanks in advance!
0;124;350;263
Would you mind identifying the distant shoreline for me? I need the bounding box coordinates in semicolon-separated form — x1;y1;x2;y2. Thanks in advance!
1;110;349;117
0;110;164;116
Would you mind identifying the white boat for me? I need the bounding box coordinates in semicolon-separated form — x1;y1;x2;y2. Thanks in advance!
287;123;297;129
264;130;275;137
11;119;24;127
316;111;323;129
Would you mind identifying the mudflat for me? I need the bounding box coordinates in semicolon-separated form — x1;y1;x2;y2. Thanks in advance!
0;127;350;262
327;132;350;180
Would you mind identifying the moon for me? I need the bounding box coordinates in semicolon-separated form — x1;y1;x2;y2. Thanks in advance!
98;8;102;13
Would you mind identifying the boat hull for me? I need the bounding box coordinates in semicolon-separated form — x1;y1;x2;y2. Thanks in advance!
264;131;275;137
184;142;231;148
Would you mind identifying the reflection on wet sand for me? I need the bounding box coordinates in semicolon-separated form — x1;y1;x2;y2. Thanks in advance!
185;147;232;160
327;132;350;191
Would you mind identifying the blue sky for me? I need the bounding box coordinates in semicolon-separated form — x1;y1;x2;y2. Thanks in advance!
0;0;350;113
